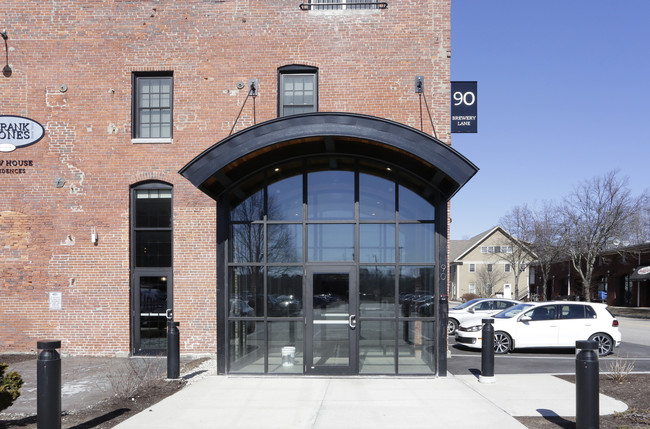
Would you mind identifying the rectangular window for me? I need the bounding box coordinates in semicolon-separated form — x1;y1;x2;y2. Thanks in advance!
487;264;493;272
307;0;385;10
280;73;316;116
481;246;487;253
469;263;475;272
469;283;476;294
133;73;173;141
504;263;511;273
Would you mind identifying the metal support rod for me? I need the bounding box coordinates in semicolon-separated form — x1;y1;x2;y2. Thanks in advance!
479;319;495;382
37;340;61;429
576;340;599;429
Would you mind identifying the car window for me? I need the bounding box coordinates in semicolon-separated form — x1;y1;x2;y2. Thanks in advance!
560;304;585;319
585;305;597;319
525;305;556;321
495;303;533;318
474;301;493;311
452;298;481;310
495;301;514;309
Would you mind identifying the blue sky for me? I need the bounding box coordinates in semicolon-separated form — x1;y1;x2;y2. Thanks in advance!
449;1;649;240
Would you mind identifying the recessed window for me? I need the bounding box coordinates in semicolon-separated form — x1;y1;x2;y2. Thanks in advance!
278;65;317;117
133;72;173;142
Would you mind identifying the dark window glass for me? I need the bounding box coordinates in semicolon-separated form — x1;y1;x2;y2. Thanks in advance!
229;267;264;317
399;267;434;317
135;189;172;228
281;74;315;116
268;267;303;317
135;231;172;267
231;224;264;263
231;190;264;222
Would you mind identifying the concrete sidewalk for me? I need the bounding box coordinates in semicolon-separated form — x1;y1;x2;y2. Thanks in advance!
113;373;627;429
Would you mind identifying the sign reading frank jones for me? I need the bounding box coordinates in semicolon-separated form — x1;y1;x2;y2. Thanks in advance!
451;81;477;133
0;115;43;174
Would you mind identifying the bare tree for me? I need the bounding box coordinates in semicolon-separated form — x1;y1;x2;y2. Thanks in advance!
528;202;565;300
559;171;642;301
495;212;537;300
474;263;507;298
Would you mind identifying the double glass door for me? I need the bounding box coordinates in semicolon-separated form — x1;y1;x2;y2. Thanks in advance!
306;266;357;375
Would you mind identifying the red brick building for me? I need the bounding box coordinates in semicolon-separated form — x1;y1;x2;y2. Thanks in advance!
1;0;476;375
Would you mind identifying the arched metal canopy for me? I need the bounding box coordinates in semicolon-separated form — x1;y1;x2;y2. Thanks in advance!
179;112;478;201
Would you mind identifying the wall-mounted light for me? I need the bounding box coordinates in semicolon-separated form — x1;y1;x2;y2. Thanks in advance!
91;226;98;244
2;31;11;77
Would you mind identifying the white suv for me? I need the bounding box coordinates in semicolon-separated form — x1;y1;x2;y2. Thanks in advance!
447;298;520;335
455;301;622;356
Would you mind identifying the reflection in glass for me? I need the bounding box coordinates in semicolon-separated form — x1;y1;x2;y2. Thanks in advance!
268;175;303;220
308;171;354;220
359;320;396;374
360;173;395;220
359;266;396;317
139;276;168;352
231;224;263;263
135;231;172;267
268;267;303;317
229;267;264;317
268;224;302;263
268;321;304;373
399;185;434;220
360;224;395;263
398;320;435;374
398;223;435;263
229;321;265;373
308;224;355;261
312;273;350;368
399;267;435;317
231;189;264;221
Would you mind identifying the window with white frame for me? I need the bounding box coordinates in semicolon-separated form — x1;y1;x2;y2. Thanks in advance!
468;283;476;294
469;263;475;272
133;72;173;141
504;263;511;273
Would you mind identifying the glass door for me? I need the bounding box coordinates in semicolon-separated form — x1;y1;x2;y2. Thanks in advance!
306;266;357;375
133;270;172;354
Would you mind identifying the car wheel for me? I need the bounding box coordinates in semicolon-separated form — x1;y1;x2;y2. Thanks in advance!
494;331;512;354
447;319;458;335
589;333;613;356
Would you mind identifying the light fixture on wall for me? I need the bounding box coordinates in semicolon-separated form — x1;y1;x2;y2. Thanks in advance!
1;31;11;77
91;226;98;245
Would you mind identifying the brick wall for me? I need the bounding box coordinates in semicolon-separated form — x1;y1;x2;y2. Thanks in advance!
0;0;451;356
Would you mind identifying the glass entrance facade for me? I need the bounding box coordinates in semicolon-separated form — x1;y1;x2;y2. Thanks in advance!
226;158;438;375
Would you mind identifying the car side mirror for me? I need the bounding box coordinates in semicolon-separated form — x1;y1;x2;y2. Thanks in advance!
519;315;531;322
468;308;475;313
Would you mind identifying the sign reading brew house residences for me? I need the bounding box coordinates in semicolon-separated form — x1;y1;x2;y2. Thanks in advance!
451;81;477;133
0;115;45;152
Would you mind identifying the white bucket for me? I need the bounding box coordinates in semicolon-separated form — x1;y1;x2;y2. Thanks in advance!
281;346;296;367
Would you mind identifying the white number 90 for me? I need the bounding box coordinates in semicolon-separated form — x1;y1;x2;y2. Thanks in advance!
453;91;475;106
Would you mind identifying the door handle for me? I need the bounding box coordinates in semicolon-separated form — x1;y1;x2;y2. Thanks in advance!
349;314;357;329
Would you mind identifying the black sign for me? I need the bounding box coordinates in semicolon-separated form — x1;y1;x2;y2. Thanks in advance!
451;81;477;133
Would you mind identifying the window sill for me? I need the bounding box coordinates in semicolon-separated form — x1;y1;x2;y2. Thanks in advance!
132;138;173;144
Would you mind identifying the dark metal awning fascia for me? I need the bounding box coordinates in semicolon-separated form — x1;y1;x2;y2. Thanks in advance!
630;266;650;281
179;112;478;201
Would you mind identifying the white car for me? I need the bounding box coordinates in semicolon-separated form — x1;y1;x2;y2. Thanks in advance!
455;301;621;356
447;298;520;335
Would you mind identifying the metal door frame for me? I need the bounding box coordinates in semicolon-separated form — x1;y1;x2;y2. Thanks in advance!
305;264;358;375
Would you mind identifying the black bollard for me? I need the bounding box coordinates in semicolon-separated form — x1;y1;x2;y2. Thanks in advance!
576;340;599;429
479;319;495;383
37;340;61;429
167;321;180;379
